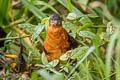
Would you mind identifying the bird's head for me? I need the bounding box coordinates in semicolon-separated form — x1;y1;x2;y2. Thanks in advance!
49;14;62;27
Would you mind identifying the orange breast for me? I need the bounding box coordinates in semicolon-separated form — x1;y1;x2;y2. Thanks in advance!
44;23;70;60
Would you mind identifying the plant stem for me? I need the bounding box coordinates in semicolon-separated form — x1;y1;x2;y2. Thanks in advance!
3;18;26;29
0;35;31;41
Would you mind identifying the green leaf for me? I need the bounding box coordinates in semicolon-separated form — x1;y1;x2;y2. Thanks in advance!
105;19;120;80
38;69;64;80
87;14;98;18
105;0;118;12
0;0;10;26
41;17;49;24
115;33;120;80
79;23;93;30
63;67;69;73
18;23;35;33
63;22;77;32
57;0;84;17
46;60;59;67
68;46;95;77
79;16;91;24
69;33;76;38
52;74;64;80
41;52;48;65
78;0;88;10
21;0;46;19
79;30;98;39
90;17;103;25
71;46;88;59
79;30;100;46
30;71;38;80
67;13;77;20
38;69;52;80
66;0;72;12
60;51;71;61
33;1;58;13
31;24;44;40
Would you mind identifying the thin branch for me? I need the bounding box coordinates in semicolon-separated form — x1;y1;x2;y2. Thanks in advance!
3;18;26;29
0;35;31;41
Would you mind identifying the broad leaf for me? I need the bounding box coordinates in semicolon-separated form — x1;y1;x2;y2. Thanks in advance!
67;13;77;20
60;51;71;61
71;46;88;59
79;30;98;39
18;23;35;33
31;24;44;40
46;60;59;67
30;71;38;80
41;52;48;65
79;30;100;46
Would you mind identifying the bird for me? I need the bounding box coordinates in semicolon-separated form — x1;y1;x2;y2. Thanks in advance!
44;14;79;61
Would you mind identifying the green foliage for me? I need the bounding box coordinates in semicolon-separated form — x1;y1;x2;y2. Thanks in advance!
67;13;77;20
105;0;118;14
21;0;46;19
33;0;58;13
37;69;64;80
57;0;84;17
79;30;100;46
66;0;72;12
41;52;48;65
18;23;35;33
1;0;120;80
71;46;88;59
46;60;59;68
30;71;38;80
31;24;44;40
0;0;10;26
